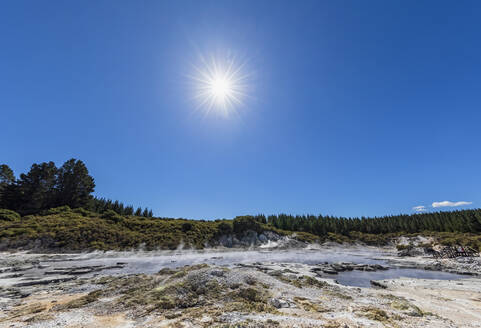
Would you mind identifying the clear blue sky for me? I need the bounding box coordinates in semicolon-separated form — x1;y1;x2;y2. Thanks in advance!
1;1;480;219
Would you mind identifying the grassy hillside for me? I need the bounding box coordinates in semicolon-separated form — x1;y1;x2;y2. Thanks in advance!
0;207;318;251
1;207;480;252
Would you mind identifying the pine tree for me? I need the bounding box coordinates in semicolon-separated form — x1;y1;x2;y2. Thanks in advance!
16;162;58;214
56;159;95;209
125;205;134;216
135;207;142;216
0;164;15;208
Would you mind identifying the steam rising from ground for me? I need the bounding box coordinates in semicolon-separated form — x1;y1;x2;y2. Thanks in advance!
30;245;387;277
0;244;471;290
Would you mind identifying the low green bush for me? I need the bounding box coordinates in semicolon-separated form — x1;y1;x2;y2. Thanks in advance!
73;207;94;217
0;209;20;221
233;216;262;234
0;210;221;251
101;210;123;223
291;231;320;243
43;206;71;215
181;222;193;232
217;221;233;235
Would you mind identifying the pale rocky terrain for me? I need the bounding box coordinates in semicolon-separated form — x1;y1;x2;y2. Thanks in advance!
0;244;480;328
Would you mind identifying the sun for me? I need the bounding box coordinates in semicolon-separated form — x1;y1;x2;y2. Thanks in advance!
210;75;232;101
191;56;249;116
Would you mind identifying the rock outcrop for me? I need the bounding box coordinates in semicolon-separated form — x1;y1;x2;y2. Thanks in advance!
311;262;389;275
214;230;306;249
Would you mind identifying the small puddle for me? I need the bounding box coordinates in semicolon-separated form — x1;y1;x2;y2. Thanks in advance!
329;267;468;288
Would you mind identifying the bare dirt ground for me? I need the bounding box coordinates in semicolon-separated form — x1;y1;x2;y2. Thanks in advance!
377;277;481;327
1;258;480;327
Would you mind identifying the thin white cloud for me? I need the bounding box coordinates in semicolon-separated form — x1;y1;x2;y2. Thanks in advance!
432;201;473;208
413;205;427;212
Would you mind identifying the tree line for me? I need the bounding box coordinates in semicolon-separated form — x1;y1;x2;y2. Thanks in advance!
91;197;153;217
2;159;480;236
0;160;153;217
254;210;481;236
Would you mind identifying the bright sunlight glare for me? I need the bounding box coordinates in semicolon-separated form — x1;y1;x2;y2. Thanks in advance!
190;56;250;117
210;76;231;100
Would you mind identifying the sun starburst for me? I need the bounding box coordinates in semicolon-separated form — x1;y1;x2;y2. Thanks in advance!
191;56;250;117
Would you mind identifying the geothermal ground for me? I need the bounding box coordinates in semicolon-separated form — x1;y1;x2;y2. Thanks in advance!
1;243;480;328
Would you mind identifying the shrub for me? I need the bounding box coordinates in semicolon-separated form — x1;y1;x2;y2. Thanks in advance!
56;290;102;309
291;231;319;243
217;221;233;235
0;209;20;221
181;222;193;232
101;210;123;223
73;207;92;217
44;206;71;215
89;241;107;250
237;287;264;302
233;216;262;234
